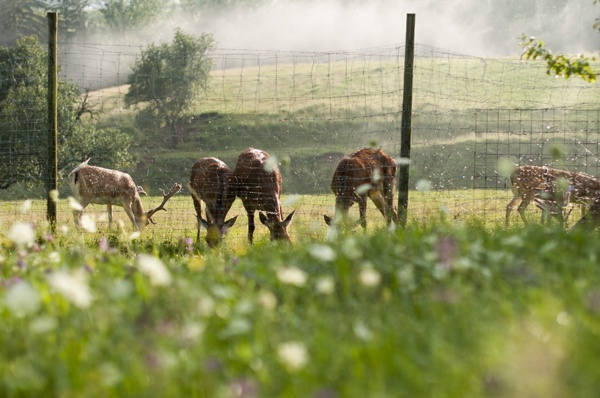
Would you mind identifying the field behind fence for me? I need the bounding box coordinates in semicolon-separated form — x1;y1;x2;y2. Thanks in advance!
2;41;600;241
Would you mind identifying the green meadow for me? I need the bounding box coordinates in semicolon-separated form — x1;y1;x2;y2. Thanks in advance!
1;48;600;396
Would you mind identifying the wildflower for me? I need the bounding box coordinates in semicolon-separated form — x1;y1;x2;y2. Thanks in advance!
68;197;83;211
136;254;172;286
8;222;35;247
315;276;335;295
309;244;336;262
19;200;32;214
277;341;308;371
48;269;93;308
48;251;61;263
359;266;381;287
5;281;41;317
258;290;278;310
276;266;308;287
80;214;97;233
263;156;278;173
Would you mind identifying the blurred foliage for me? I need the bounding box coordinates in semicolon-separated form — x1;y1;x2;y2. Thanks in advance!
0;36;133;189
0;219;599;396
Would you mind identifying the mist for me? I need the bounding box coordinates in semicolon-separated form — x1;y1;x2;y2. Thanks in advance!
168;0;597;55
66;0;599;89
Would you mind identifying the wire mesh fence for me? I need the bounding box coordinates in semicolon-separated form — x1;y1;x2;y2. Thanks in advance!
1;41;599;242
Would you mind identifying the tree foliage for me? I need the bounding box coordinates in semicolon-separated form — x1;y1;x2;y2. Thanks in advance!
100;0;169;35
124;29;215;147
0;36;133;190
520;1;599;83
0;0;47;47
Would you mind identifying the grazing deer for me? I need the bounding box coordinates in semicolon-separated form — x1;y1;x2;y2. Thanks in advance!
572;195;600;230
505;165;547;226
323;148;398;229
189;157;238;247
68;159;182;230
534;167;600;226
233;148;295;243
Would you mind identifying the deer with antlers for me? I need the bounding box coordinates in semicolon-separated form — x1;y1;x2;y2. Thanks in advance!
323;148;398;229
233;148;295;243
68;159;182;230
189;157;238;247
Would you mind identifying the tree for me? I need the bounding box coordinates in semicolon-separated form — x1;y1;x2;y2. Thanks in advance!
0;0;47;47
46;0;91;41
0;36;133;190
124;29;215;148
520;1;599;82
100;0;169;35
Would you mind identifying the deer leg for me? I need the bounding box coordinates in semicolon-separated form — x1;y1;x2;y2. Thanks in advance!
247;210;255;244
107;204;113;229
358;195;368;229
517;198;531;225
505;194;521;226
192;195;203;242
369;190;390;225
122;202;139;229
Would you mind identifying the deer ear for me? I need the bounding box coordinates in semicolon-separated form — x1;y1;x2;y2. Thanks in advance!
259;212;271;227
197;215;209;229
282;210;295;227
324;214;332;226
223;215;238;230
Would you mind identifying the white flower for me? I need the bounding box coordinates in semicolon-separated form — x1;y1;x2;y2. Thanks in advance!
315;276;335;295
353;321;373;341
359;267;381;287
263;156;278;173
48;251;61;263
19;200;32;214
68;197;83;211
308;244;336;262
258;290;278;311
5;281;41;317
48;269;93;308
277;341;308;371
276;266;308;287
8;222;35;247
80;214;97;233
136;254;172;286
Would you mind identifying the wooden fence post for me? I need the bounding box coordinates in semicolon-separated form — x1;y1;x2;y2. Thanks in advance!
47;12;58;231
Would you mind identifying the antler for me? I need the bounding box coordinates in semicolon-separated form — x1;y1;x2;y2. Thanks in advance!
146;183;183;223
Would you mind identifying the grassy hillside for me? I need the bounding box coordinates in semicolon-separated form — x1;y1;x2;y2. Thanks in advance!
83;52;600;195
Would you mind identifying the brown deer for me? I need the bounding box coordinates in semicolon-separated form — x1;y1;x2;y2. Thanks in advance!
233;148;295;243
68;159;182;230
189;157;238;247
323;148;398;229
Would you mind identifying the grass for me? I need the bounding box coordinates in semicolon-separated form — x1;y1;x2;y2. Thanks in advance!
0;204;599;397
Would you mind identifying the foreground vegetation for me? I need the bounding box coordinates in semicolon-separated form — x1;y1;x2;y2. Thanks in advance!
1;199;599;397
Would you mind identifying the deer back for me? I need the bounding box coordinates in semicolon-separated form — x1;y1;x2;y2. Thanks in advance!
190;157;236;223
331;148;396;208
234;148;283;218
69;163;143;210
509;165;546;199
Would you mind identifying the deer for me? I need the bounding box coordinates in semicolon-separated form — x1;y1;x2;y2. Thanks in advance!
233;148;295;243
533;167;600;226
323;147;398;229
68;159;182;230
189;157;238;247
505;165;547;226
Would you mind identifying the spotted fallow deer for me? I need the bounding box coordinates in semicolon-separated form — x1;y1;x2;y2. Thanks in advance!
189;157;238;247
233;148;295;243
534;167;600;226
505;165;547;226
68;159;182;230
323;148;398;229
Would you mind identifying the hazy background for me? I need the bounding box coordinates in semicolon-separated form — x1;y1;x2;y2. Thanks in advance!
145;0;596;55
